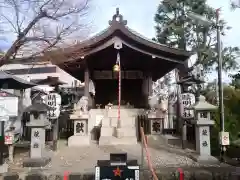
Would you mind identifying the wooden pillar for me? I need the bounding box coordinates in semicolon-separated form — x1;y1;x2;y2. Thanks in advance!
84;67;89;98
84;66;93;109
142;77;148;108
147;75;153;97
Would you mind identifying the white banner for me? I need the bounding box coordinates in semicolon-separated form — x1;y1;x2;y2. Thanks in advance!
180;93;195;119
46;93;61;119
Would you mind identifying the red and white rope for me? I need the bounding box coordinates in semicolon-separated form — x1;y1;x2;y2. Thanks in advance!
118;56;121;122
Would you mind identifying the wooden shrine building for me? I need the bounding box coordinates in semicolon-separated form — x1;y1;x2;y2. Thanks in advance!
9;8;193;145
53;8;191;109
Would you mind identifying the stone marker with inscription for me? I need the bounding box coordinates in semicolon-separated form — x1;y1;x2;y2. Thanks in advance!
68;96;90;146
187;95;218;164
23;102;52;167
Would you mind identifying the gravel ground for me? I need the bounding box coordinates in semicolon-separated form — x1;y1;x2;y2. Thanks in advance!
7;141;203;174
0;140;235;180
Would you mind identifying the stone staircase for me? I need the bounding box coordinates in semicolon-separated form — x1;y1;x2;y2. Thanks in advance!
99;108;144;145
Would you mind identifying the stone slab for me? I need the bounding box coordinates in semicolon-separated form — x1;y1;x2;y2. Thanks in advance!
99;136;137;146
100;127;113;136
115;127;136;137
22;157;51;167
190;154;220;164
110;117;135;127
74;119;87;136
0;163;8;174
101;117;110;127
107;109;140;118
68;135;90;147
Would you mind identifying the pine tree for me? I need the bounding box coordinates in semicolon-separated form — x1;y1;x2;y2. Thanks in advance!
154;0;240;72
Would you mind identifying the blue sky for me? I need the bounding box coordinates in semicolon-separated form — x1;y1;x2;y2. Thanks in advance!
89;0;240;47
1;0;240;81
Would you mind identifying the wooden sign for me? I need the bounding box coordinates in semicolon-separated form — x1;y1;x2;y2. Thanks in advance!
94;71;113;79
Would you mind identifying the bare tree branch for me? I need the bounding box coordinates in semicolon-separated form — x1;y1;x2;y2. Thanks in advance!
0;0;90;66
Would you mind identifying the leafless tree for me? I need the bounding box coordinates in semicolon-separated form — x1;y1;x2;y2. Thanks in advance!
0;0;90;66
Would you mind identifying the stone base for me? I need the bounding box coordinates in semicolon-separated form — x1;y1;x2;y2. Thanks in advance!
99;136;137;146
0;163;8;174
68;135;90;147
190;154;219;164
100;126;113;136
115;127;136;138
23;157;51;167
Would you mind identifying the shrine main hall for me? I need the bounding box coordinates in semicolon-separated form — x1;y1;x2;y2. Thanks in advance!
36;9;192;145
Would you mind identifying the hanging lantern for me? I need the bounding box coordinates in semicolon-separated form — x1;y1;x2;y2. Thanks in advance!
113;64;120;72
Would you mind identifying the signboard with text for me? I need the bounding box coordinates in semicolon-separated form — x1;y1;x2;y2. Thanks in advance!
180;93;195;119
219;131;230;146
46;93;61;119
95;165;139;180
4;132;13;145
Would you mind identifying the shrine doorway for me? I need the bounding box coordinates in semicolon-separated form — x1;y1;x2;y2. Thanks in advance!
94;79;145;108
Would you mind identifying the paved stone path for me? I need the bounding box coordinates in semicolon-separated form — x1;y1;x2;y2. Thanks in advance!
7;139;227;176
42;141;201;174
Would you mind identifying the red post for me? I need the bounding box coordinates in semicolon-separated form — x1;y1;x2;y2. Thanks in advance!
177;168;184;180
63;171;69;180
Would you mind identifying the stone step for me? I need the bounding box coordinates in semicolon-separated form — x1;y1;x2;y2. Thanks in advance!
106;109;144;118
110;117;135;127
115;127;137;137
100;126;137;137
100;127;113;136
99;136;137;146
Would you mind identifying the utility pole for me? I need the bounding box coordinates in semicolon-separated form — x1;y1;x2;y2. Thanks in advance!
216;9;225;161
215;79;219;105
187;8;227;162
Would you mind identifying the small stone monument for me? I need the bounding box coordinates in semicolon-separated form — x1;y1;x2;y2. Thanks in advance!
68;96;90;146
188;95;219;164
23;102;51;167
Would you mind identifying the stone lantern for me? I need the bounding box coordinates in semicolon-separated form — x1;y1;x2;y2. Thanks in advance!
187;95;219;163
23;102;52;167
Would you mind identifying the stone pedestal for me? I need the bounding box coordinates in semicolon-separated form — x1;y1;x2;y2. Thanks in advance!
191;120;218;164
68;112;90;146
23;122;51;167
0;163;8;174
